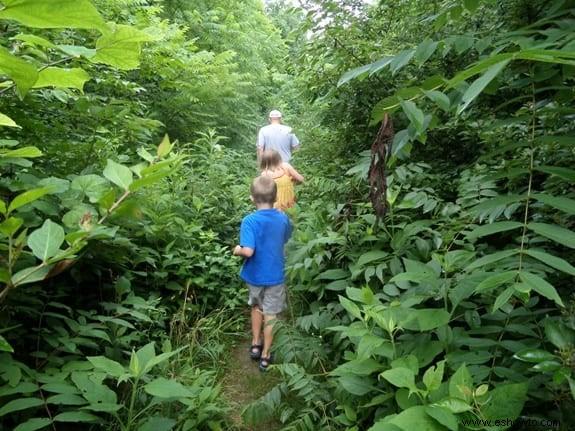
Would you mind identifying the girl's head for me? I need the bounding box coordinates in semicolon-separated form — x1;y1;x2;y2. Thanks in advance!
260;149;282;171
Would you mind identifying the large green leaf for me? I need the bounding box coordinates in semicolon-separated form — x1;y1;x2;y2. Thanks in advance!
0;335;14;353
0;113;20;128
357;250;388;267
130;342;156;377
448;364;472;403
380;367;416;390
144;377;192;398
53;411;101;423
329;358;382;377
390;275;437;294
46;393;87;405
543;318;575;349
399;99;425;133
425;406;458;431
337;375;376;395
93;25;155;70
423;360;445;392
0;397;44;416
388;405;445;431
368;56;395;75
367;422;403;431
11;265;53;286
457;59;510;114
464;249;518;271
56;45;97;59
469;194;525;214
70;372;118;408
0;146;42;158
138;417;177;431
524;249;575;276
41;382;80;395
431;397;473;413
0;216;24;235
87;356;125;378
513;348;557;363
27;220;65;261
142;348;185;374
0;46;38;97
71;174;111;203
519;272;564;307
463;0;480;12
338;63;372;86
339;296;362;320
390;49;415;75
474;271;516;292
33;67;90;92
466;221;523;240
129;162;181;191
414;40;438;65
517;48;575;65
0;0;106;30
424;90;450;111
448;53;512;87
535;166;575;183
493;286;515;312
532;193;575;215
13;418;53;431
315;269;349;281
7;186;54;213
103;159;133;190
338;375;377;396
481;382;529;429
402;309;451;331
14;33;55;48
528;222;575;249
156;134;173;158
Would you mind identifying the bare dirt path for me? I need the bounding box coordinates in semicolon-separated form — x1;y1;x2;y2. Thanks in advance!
221;336;283;431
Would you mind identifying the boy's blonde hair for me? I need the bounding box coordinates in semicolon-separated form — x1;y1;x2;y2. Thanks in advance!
259;149;282;171
251;175;277;205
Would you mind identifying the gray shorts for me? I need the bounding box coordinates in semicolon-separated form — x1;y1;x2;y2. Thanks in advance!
247;283;286;315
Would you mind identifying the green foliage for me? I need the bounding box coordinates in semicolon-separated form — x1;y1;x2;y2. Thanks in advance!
3;0;575;430
0;135;182;303
242;1;575;430
0;285;228;431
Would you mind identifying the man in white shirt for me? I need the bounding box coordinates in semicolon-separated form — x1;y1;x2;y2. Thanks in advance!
257;110;300;163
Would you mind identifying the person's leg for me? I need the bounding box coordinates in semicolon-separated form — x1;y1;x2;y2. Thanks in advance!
258;283;286;371
251;305;263;346
260;313;276;360
248;285;265;359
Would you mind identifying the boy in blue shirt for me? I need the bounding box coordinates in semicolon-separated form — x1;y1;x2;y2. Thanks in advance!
233;176;292;371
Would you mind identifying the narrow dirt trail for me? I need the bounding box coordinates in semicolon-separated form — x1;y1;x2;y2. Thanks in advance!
220;336;283;431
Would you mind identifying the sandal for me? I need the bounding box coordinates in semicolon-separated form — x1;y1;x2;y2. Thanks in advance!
259;356;273;372
249;344;263;360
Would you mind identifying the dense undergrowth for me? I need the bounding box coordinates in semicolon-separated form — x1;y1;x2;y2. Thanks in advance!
2;0;575;430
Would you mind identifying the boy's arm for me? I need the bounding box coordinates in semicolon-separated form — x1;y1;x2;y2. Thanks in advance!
233;245;254;258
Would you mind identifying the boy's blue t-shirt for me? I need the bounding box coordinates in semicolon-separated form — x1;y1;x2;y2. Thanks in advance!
239;208;292;286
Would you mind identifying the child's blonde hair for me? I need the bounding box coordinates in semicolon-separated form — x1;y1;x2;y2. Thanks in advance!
251;175;277;205
259;149;282;171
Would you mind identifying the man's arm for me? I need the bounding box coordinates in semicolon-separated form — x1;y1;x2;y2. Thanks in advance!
257;128;265;161
290;133;300;153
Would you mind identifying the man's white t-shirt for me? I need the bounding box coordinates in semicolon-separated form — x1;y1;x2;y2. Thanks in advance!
257;124;300;162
